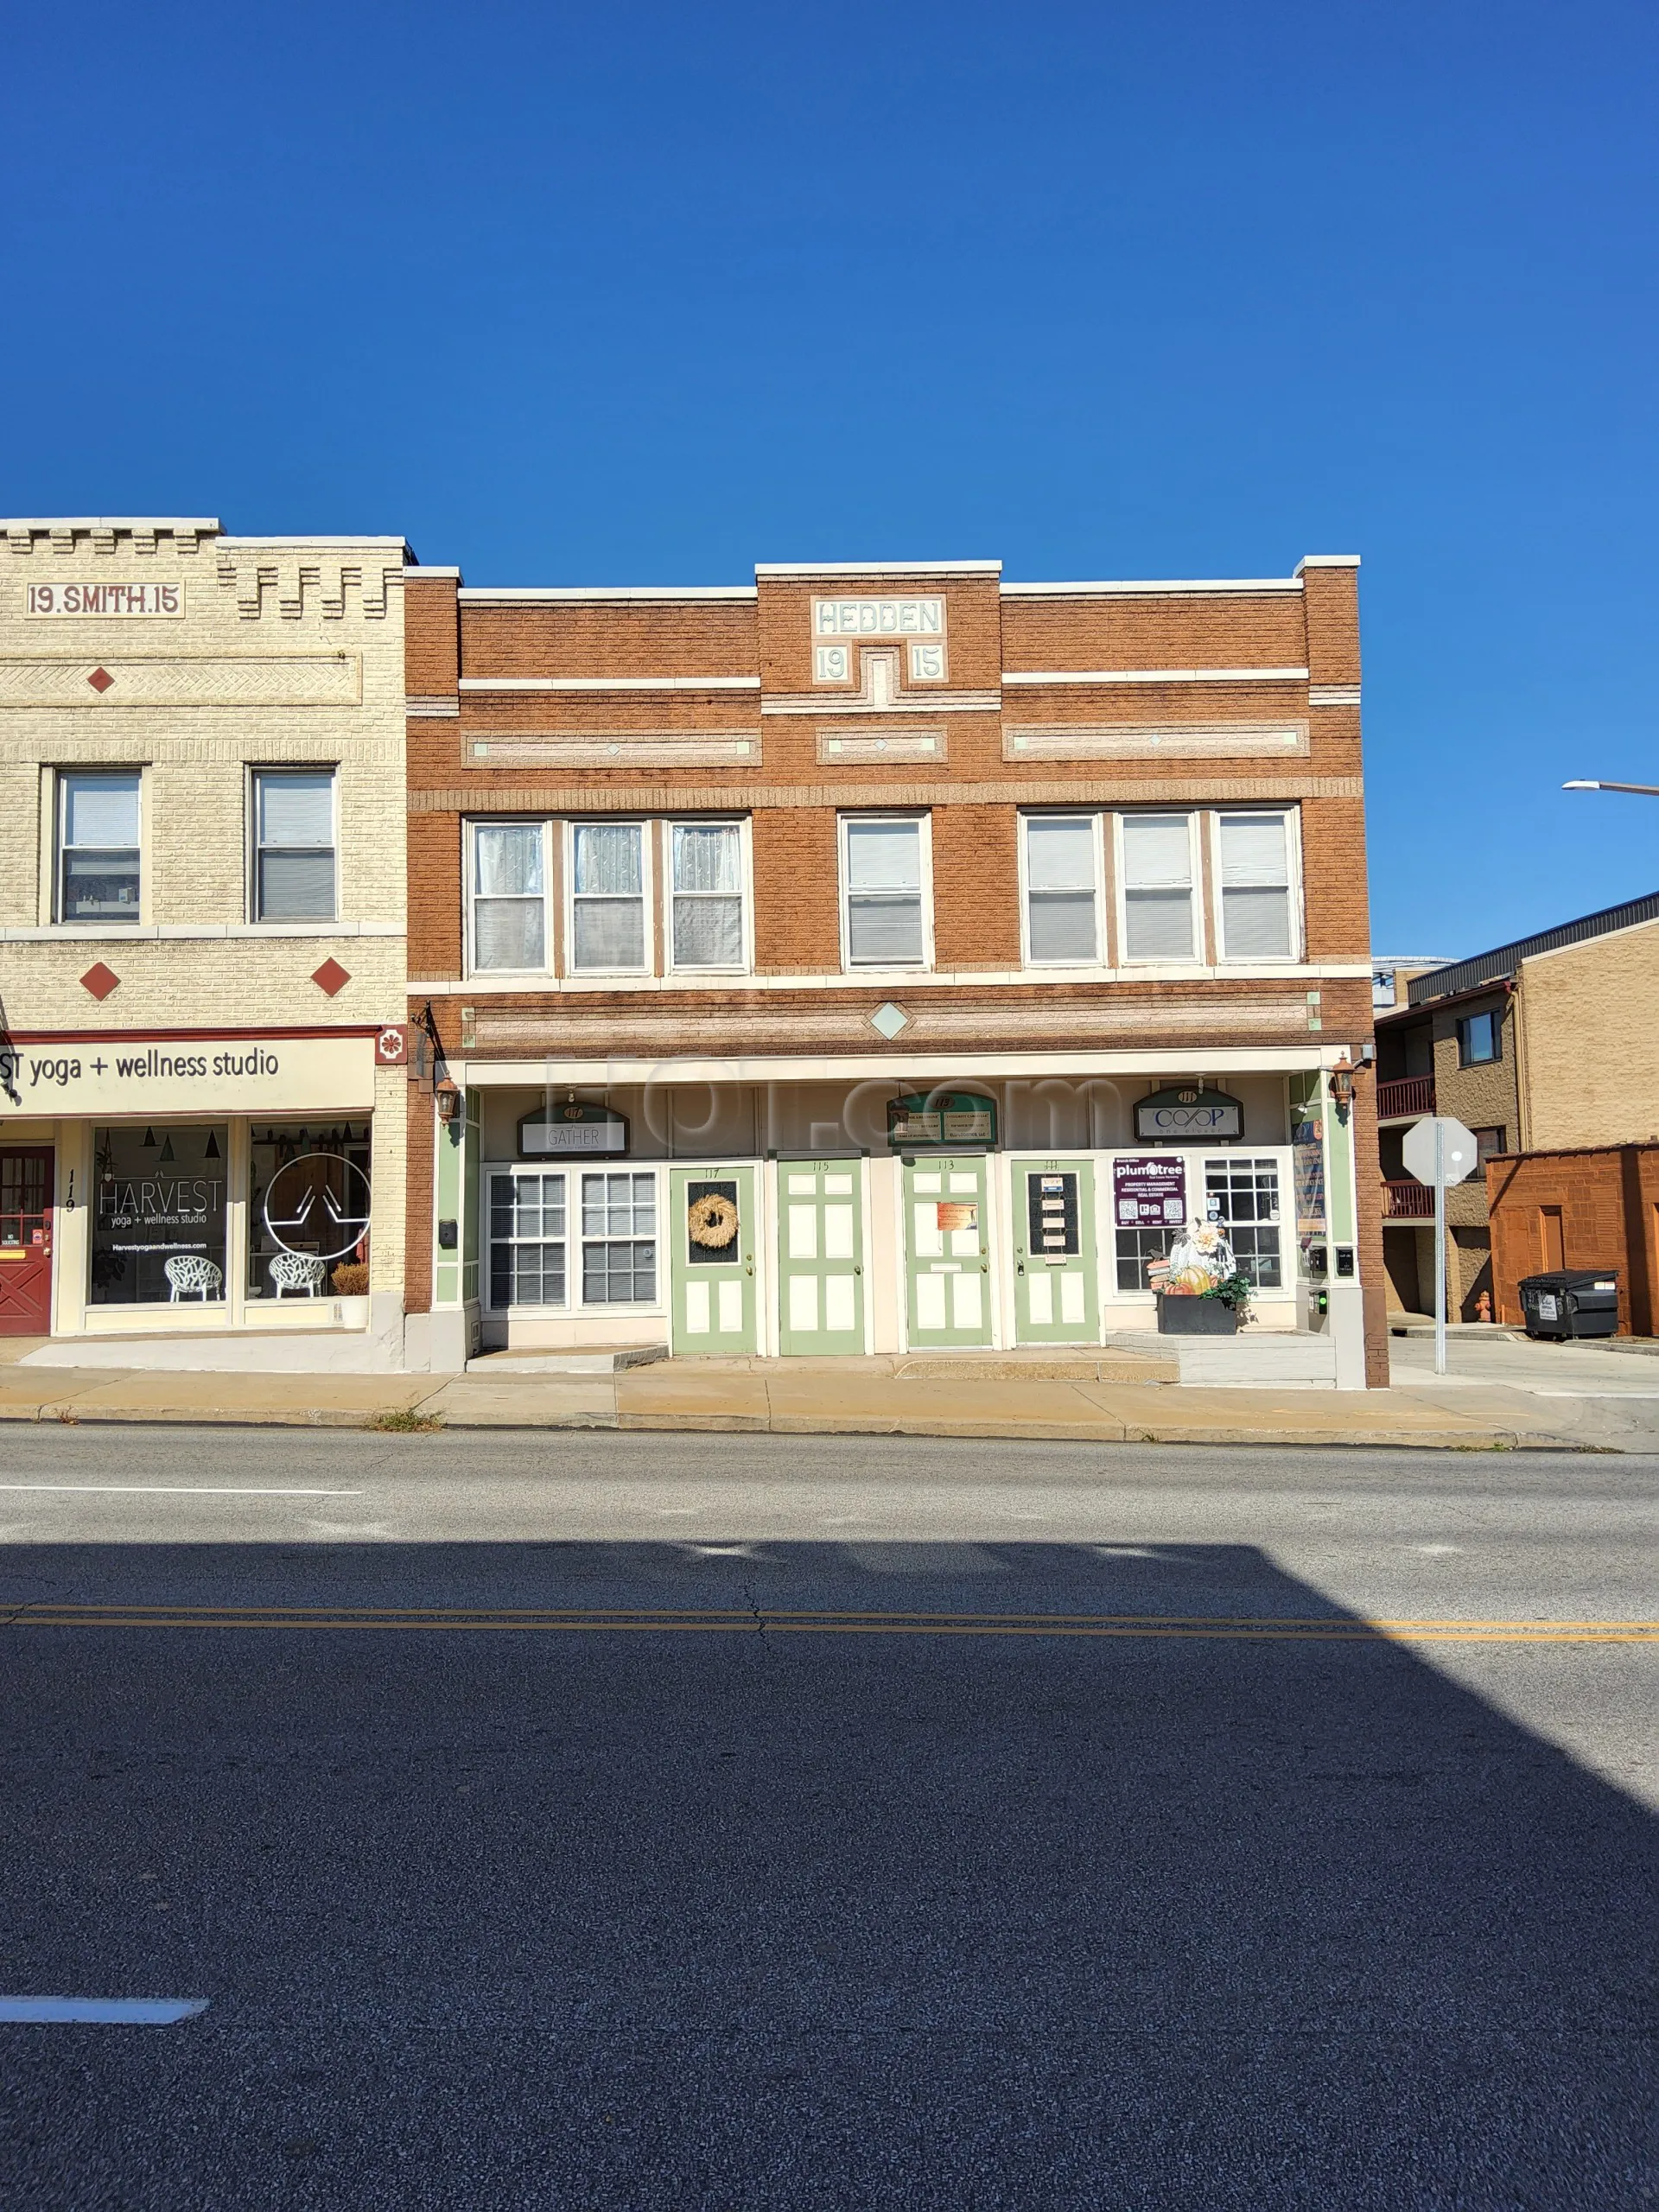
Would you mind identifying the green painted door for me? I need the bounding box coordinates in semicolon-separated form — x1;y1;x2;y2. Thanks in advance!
903;1154;994;1348
670;1166;758;1355
1011;1157;1098;1344
777;1159;864;1354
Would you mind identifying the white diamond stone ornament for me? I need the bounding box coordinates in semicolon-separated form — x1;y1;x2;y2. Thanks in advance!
869;1001;910;1040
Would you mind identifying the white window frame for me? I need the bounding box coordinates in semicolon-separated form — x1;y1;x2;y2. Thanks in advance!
1019;810;1105;969
664;817;753;976
837;811;934;974
465;817;555;978
576;1165;662;1308
246;766;340;927
1111;810;1205;967
1209;805;1304;964
563;818;654;979
54;766;144;928
483;1162;569;1312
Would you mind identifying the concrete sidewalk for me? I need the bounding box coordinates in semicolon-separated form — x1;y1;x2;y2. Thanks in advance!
0;1345;1594;1450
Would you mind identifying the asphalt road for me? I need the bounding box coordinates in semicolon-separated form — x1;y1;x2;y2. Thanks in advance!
1;1427;1655;2210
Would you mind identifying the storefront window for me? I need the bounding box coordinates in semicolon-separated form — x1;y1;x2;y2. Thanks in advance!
581;1171;657;1302
248;1122;372;1300
488;1169;567;1308
91;1125;228;1305
1204;1157;1282;1287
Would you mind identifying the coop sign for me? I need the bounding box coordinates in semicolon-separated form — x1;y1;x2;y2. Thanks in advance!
1133;1086;1244;1142
25;582;184;616
812;597;944;639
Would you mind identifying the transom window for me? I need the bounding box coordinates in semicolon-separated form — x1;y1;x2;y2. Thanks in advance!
58;770;141;924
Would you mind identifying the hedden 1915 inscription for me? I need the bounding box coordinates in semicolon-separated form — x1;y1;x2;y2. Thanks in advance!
813;597;944;638
25;582;184;617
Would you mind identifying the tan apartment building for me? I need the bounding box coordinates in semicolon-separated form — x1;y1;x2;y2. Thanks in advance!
0;517;412;1368
1375;889;1659;1324
402;553;1387;1385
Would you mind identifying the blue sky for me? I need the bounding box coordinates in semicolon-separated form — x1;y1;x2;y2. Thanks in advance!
5;2;1654;955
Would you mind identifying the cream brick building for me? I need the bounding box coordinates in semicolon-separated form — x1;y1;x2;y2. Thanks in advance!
0;518;412;1367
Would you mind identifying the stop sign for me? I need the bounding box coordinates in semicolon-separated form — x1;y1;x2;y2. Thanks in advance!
1402;1116;1479;1187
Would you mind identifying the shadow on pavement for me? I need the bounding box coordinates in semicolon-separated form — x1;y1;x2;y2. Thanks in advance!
0;1539;1654;2209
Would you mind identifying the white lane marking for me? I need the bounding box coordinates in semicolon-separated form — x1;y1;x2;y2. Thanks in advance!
1414;1543;1462;1555
0;1484;362;1497
1529;1391;1659;1401
0;1996;209;2024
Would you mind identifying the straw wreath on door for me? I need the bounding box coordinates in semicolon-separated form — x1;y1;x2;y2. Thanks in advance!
687;1192;740;1249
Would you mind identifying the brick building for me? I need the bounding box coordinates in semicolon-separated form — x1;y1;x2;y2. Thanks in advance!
1376;891;1659;1323
403;554;1385;1384
0;518;412;1366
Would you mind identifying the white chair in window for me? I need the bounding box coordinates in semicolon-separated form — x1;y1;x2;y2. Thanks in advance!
164;1255;223;1302
269;1252;327;1298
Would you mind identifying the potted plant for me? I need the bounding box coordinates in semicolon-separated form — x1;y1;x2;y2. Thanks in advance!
1152;1224;1251;1335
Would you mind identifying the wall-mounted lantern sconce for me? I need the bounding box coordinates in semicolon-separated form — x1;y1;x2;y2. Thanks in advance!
1328;1054;1357;1116
435;1079;462;1125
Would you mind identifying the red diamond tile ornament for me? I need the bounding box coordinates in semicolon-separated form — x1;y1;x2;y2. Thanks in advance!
79;962;120;1001
311;957;351;997
86;666;115;693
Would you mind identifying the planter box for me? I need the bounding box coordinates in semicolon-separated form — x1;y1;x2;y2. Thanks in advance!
1156;1294;1238;1336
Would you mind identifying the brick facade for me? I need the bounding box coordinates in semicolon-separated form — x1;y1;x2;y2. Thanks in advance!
404;554;1382;1381
0;518;410;1357
1487;1145;1659;1336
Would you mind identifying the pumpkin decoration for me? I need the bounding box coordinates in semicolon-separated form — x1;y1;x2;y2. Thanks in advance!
687;1192;740;1249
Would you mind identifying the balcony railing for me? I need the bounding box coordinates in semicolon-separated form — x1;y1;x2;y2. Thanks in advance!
1377;1076;1435;1121
1383;1180;1434;1220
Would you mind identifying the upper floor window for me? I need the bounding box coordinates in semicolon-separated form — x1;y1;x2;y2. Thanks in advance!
472;822;548;970
251;769;337;923
58;771;141;924
1459;1010;1501;1066
1022;815;1102;965
841;815;930;969
670;823;744;970
464;816;749;978
1215;811;1295;959
1473;1125;1507;1160
1120;812;1198;962
569;822;648;973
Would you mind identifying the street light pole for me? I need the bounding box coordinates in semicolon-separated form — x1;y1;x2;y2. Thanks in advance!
1562;779;1659;796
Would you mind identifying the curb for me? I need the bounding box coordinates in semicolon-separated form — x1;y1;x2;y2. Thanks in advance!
0;1403;1586;1450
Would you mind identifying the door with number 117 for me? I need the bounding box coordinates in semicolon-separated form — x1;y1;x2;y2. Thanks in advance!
778;1160;864;1353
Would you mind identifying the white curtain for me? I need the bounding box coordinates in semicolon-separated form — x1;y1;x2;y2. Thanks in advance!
574;823;642;894
473;824;545;969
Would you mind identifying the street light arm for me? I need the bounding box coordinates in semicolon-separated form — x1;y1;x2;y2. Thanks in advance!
1563;779;1659;796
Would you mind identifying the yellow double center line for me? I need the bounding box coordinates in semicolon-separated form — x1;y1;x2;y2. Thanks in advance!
8;1605;1658;1643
